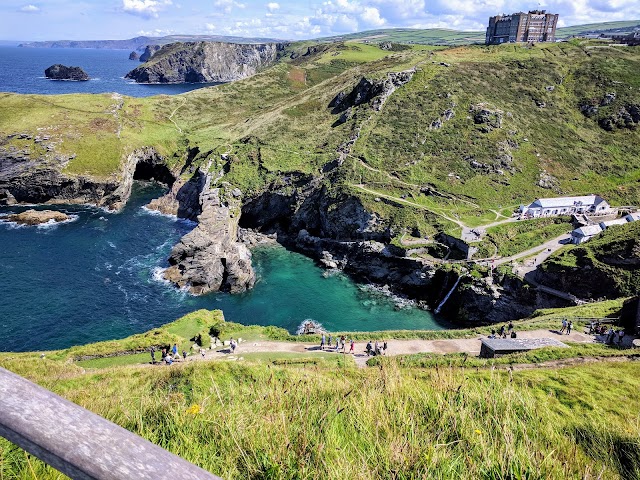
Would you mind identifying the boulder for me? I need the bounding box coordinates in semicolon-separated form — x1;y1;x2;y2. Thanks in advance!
4;209;69;225
44;64;89;81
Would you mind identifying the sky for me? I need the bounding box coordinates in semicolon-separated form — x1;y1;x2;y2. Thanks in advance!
1;0;639;42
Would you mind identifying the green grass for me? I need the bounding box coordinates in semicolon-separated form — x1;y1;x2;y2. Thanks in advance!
368;342;637;368
2;355;640;479
473;216;573;258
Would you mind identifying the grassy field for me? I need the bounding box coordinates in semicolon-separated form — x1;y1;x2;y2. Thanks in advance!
1;353;639;479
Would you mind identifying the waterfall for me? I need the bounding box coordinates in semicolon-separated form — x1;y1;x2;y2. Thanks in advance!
434;276;463;314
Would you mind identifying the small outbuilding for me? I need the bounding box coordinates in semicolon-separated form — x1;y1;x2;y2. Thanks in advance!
571;224;604;244
479;337;568;358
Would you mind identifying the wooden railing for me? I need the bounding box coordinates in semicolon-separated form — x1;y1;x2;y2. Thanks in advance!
0;367;221;480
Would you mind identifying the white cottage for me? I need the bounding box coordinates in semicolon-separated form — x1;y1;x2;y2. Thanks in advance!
520;195;611;218
571;224;604;244
625;212;640;222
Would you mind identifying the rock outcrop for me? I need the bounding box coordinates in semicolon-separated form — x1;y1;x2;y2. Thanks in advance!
44;64;89;81
164;187;255;294
139;45;161;62
329;70;415;114
129;51;139;61
126;41;284;84
2;209;69;226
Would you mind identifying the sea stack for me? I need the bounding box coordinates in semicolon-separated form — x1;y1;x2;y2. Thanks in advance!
129;51;140;60
44;64;89;81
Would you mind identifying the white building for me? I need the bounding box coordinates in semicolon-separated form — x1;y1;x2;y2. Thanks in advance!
571;224;604;244
571;213;639;244
520;195;611;218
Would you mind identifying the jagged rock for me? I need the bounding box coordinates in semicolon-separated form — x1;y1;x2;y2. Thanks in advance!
580;103;599;117
600;92;616;106
329;69;415;114
598;104;640;131
44;64;89;81
430;119;443;130
145;168;205;220
0;189;17;205
545;86;555;91
538;171;559;190
470;104;503;132
139;45;161;62
165;188;255;294
126;41;284;83
535;100;546;108
128;51;139;61
4;209;69;225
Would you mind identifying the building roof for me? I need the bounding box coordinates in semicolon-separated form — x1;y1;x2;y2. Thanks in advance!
601;219;628;228
572;225;604;237
625;212;640;222
481;338;568;351
529;195;605;209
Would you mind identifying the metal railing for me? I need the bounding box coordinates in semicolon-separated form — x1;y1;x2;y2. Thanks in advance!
0;367;221;480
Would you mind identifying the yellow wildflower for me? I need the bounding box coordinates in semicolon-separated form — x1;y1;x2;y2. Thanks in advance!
186;404;201;415
475;429;482;435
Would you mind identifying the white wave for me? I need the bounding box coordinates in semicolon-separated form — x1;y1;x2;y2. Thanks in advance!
140;205;178;220
296;319;326;335
108;241;116;249
36;214;79;229
359;284;417;310
104;262;113;270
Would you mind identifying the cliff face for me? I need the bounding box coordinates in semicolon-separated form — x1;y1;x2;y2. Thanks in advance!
125;41;285;84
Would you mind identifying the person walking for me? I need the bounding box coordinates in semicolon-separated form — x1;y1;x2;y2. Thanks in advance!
617;330;625;346
328;335;332;348
172;343;178;357
566;321;572;335
560;318;567;334
366;341;372;356
320;333;326;350
182;350;187;361
499;325;506;338
230;338;237;354
150;346;156;364
383;340;388;355
334;339;340;353
340;335;345;352
349;339;355;354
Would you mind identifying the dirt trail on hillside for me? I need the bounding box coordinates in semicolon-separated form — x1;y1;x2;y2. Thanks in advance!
176;328;605;368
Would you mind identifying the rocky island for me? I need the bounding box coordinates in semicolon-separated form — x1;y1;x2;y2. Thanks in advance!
2;209;69;225
125;41;284;83
44;64;89;81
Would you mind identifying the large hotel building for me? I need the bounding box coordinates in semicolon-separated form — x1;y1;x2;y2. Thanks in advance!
485;10;559;45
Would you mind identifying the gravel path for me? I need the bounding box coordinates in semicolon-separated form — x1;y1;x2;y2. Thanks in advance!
178;328;602;368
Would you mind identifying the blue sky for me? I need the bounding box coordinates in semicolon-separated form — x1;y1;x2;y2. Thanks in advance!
1;0;639;41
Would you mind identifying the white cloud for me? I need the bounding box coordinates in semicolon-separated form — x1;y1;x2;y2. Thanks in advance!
123;0;172;18
214;0;246;14
205;22;216;31
19;4;40;13
136;28;175;36
267;2;280;12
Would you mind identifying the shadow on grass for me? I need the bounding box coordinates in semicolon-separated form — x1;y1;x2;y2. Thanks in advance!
573;425;640;479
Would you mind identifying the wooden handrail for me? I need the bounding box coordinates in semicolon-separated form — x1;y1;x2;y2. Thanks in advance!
0;367;221;480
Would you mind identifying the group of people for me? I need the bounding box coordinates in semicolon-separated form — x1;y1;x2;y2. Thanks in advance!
365;340;387;356
488;322;517;339
559;318;574;335
150;344;187;365
320;334;355;354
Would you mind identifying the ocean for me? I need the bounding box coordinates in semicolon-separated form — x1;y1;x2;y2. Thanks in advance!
0;46;216;97
0;47;444;352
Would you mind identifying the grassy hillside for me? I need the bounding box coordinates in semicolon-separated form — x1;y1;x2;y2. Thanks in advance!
316;21;640;46
1;350;639;479
542;221;640;298
2;40;640;237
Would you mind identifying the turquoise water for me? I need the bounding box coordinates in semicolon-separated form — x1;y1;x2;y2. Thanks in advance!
0;183;444;352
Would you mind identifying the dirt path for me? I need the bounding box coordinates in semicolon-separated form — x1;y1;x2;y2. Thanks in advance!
178;328;601;368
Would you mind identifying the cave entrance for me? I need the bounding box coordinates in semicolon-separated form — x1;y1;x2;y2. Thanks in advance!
133;160;176;187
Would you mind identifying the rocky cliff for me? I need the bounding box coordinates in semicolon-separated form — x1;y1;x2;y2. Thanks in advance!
164;186;255;294
125;41;285;83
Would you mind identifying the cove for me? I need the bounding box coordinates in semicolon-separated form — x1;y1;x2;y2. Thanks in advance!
0;183;446;352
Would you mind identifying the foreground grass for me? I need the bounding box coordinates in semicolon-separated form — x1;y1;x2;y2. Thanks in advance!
1;356;639;479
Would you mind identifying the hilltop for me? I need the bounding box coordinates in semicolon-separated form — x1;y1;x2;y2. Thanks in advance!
1;38;639;321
